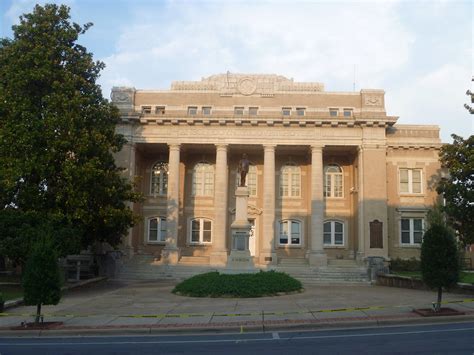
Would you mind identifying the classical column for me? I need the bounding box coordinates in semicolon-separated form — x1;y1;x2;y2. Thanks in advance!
125;143;136;257
307;145;327;266
357;146;365;260
260;144;277;264
162;143;180;264
210;144;229;266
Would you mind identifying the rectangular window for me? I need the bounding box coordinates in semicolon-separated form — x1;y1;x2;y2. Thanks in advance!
187;106;197;115
343;109;352;117
279;220;301;246
400;218;424;245
234;107;244;115
296;108;305;116
329;108;338;117
142;106;152;114
249;107;258;116
155;106;165;115
399;169;423;194
202;106;211;115
282;107;291;116
190;218;212;244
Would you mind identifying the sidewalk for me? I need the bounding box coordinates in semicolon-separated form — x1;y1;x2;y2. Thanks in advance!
1;279;473;335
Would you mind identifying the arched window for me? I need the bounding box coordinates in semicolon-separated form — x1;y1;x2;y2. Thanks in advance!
280;164;301;197
279;220;302;246
324;164;343;198
151;161;168;195
235;164;257;196
323;220;344;246
148;217;167;243
192;162;214;196
189;218;212;244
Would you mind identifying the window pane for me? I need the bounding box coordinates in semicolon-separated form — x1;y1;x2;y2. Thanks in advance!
280;236;288;244
413;219;423;231
291;221;300;234
192;219;200;231
335;233;343;245
203;220;212;231
324;175;331;197
323;222;331;233
280;221;288;244
159;219;167;242
335;222;343;233
191;231;200;242
149;218;158;241
203;231;211;243
401;219;410;231
401;231;410;244
413;232;423;244
323;233;331;244
400;169;409;193
291;236;300;244
343;109;352;117
330;109;338;117
334;175;343;197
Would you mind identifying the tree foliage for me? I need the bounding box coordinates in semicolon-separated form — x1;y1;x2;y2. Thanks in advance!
420;223;460;311
22;237;62;323
437;134;474;246
0;4;140;251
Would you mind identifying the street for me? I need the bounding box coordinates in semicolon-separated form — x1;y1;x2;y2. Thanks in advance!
1;321;473;354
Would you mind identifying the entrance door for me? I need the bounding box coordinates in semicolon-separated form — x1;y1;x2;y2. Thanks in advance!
249;219;256;256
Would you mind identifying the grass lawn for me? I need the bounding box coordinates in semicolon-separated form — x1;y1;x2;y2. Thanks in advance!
173;271;303;297
0;274;21;283
0;285;23;301
393;271;474;284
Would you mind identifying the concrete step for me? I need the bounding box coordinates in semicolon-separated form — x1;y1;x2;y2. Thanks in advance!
179;256;210;265
278;258;309;266
327;259;361;267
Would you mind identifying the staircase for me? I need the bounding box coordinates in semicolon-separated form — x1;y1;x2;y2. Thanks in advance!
118;255;369;284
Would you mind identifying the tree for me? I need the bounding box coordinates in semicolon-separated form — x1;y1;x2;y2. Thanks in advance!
22;238;62;324
437;134;474;246
0;4;140;251
420;223;460;312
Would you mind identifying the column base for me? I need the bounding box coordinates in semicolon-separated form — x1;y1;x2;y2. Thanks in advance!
210;250;228;266
161;248;180;265
227;250;255;270
258;252;277;265
356;251;365;262
307;251;327;267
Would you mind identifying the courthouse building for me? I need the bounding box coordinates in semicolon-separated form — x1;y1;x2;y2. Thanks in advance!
112;73;442;270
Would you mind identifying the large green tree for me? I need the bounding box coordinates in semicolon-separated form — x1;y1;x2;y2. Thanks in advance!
437;134;474;246
0;4;140;251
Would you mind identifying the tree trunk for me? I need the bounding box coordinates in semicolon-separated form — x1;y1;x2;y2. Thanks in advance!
435;287;443;312
35;303;42;324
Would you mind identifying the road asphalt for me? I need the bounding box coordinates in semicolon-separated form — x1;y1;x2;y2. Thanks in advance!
0;279;473;336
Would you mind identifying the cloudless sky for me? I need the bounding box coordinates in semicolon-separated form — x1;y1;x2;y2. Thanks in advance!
1;0;473;142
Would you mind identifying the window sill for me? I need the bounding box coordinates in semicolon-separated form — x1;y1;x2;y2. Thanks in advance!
399;193;425;197
398;244;421;249
277;245;302;248
188;243;212;246
323;245;345;249
146;241;166;245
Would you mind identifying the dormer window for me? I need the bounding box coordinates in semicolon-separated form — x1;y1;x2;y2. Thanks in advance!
142;106;152;114
234;107;244;115
296;108;306;116
282;107;291;116
155;106;165;115
202;106;211;115
329;108;338;117
188;106;198;115
343;109;353;117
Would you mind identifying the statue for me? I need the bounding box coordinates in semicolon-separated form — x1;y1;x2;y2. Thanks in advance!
238;154;250;187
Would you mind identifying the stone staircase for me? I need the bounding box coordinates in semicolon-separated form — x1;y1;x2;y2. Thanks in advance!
118;255;369;284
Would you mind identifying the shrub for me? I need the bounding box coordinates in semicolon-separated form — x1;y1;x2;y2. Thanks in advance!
390;257;421;272
173;271;302;297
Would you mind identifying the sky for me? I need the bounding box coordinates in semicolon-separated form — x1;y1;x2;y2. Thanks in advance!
1;0;472;142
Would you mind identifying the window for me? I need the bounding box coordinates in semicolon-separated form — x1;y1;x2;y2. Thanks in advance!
279;220;301;246
142;106;151;114
235;164;257;196
343;109;352;117
282;107;291;116
399;168;422;194
323;221;344;246
249;107;258;116
280;164;301;197
234;107;244;115
202;106;211;115
329;108;338;117
190;218;212;244
296;107;306;116
155;106;165;115
187;106;197;115
324;164;343;198
151;161;168;195
401;218;424;245
148;217;167;243
192;162;214;196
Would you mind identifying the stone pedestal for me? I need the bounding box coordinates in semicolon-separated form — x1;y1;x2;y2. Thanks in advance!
161;248;180;265
227;187;254;270
307;251;328;267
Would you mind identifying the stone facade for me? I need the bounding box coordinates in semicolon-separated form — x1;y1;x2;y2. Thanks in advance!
112;73;442;267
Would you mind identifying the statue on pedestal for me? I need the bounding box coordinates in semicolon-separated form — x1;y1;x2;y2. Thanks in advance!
238;154;250;187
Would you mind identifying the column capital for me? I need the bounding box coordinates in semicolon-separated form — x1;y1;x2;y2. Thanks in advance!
215;143;229;151
168;143;181;151
263;144;276;152
310;144;324;153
